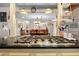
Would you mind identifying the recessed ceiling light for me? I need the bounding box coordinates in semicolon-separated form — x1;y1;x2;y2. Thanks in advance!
45;8;52;14
20;11;26;14
20;8;27;14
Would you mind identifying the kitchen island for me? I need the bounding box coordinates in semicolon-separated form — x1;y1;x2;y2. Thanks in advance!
0;35;77;48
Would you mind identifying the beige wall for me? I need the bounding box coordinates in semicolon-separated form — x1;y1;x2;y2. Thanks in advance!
0;7;10;38
73;7;79;19
0;4;16;38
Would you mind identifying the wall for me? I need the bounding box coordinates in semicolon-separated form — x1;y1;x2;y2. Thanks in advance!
16;18;57;36
0;7;57;38
16;8;57;36
73;7;79;19
70;7;79;40
0;7;10;38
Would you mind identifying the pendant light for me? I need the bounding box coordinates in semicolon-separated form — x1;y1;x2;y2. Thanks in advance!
62;3;70;8
31;7;36;13
62;3;73;22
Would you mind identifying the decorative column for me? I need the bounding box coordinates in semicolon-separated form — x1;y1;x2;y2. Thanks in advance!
9;3;16;37
56;3;63;36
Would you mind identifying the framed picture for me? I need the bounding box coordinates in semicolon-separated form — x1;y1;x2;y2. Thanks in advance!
0;12;7;22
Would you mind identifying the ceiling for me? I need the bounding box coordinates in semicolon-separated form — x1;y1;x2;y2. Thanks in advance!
16;3;57;9
16;3;57;20
0;3;10;7
0;3;79;8
68;3;79;10
0;3;57;9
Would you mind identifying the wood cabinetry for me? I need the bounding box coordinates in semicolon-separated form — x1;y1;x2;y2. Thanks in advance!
30;29;48;35
20;28;48;35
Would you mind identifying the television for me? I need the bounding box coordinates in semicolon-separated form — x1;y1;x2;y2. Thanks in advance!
0;12;7;22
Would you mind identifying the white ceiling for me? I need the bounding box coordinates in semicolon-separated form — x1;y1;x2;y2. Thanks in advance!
0;3;57;8
0;3;10;7
16;3;57;9
0;3;57;21
16;3;57;20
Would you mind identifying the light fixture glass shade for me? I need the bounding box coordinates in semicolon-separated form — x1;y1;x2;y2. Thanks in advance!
31;7;36;13
62;3;70;8
63;11;72;16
